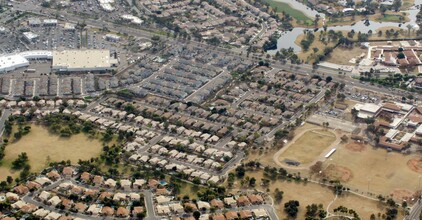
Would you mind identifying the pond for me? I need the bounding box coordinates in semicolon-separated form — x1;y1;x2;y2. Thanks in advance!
268;0;422;53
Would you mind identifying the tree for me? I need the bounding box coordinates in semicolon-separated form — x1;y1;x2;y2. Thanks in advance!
193;211;201;219
274;188;284;202
12;152;29;170
402;201;407;209
249;177;256;187
380;5;387;15
407;24;413;36
6;176;13;184
326;76;333;83
306;204;327;219
310;161;323;174
392;0;402;11
235;166;245;178
284;200;300;218
151;35;160;41
397;52;405;59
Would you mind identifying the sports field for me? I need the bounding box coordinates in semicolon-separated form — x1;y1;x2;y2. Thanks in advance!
0;125;102;181
279;129;336;165
323;142;422;198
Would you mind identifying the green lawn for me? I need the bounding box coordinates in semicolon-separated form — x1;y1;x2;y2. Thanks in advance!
375;14;405;22
262;0;313;25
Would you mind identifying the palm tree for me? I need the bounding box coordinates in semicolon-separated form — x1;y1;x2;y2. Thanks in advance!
406;24;413;36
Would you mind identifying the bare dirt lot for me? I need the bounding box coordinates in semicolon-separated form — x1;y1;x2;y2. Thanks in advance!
323;164;353;182
0;125;103;181
345;142;366;152
407;158;422;173
279;129;336;165
326;46;368;65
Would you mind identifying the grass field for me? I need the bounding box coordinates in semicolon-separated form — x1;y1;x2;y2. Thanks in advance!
262;0;313;26
0;125;103;181
375;13;406;22
323;142;422;197
233;171;398;219
402;0;415;10
279;129;336;165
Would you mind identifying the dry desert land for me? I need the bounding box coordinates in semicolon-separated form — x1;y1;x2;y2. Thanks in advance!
0;124;103;181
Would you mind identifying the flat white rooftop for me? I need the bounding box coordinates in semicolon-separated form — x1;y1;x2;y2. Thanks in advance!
385;129;398;139
52;49;114;71
0;54;29;72
359;103;382;114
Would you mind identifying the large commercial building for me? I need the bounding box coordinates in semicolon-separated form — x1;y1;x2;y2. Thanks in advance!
0;51;52;73
0;54;30;73
0;49;116;73
52;49;118;72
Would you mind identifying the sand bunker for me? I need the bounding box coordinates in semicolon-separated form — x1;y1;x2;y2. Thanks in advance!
345;142;366;152
407;158;422;173
323;164;353;182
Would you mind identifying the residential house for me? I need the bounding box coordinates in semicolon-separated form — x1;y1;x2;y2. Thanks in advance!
134;179;146;189
47;170;60;181
225;211;238;220
223;197;236;207
116;207;129;217
247;194;264;204
101;206;115;216
38;191;51;201
48;196;61;206
13;185;29;195
62;167;74;178
120;179;132;190
132;206;144;217
210;199;224;208
73;202;87;213
92;176;104;186
211;213;226;220
104;178;117;188
184;202;198;211
148;179;160;189
197;201;211;211
80;172;91;183
237;196;250;206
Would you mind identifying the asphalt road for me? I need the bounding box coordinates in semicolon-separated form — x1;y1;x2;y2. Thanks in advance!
143;190;159;220
0;109;11;137
407;200;422;220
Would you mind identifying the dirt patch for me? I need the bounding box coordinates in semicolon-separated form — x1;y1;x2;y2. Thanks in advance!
391;189;415;202
345;142;366;152
323;164;353;182
407;158;422;173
